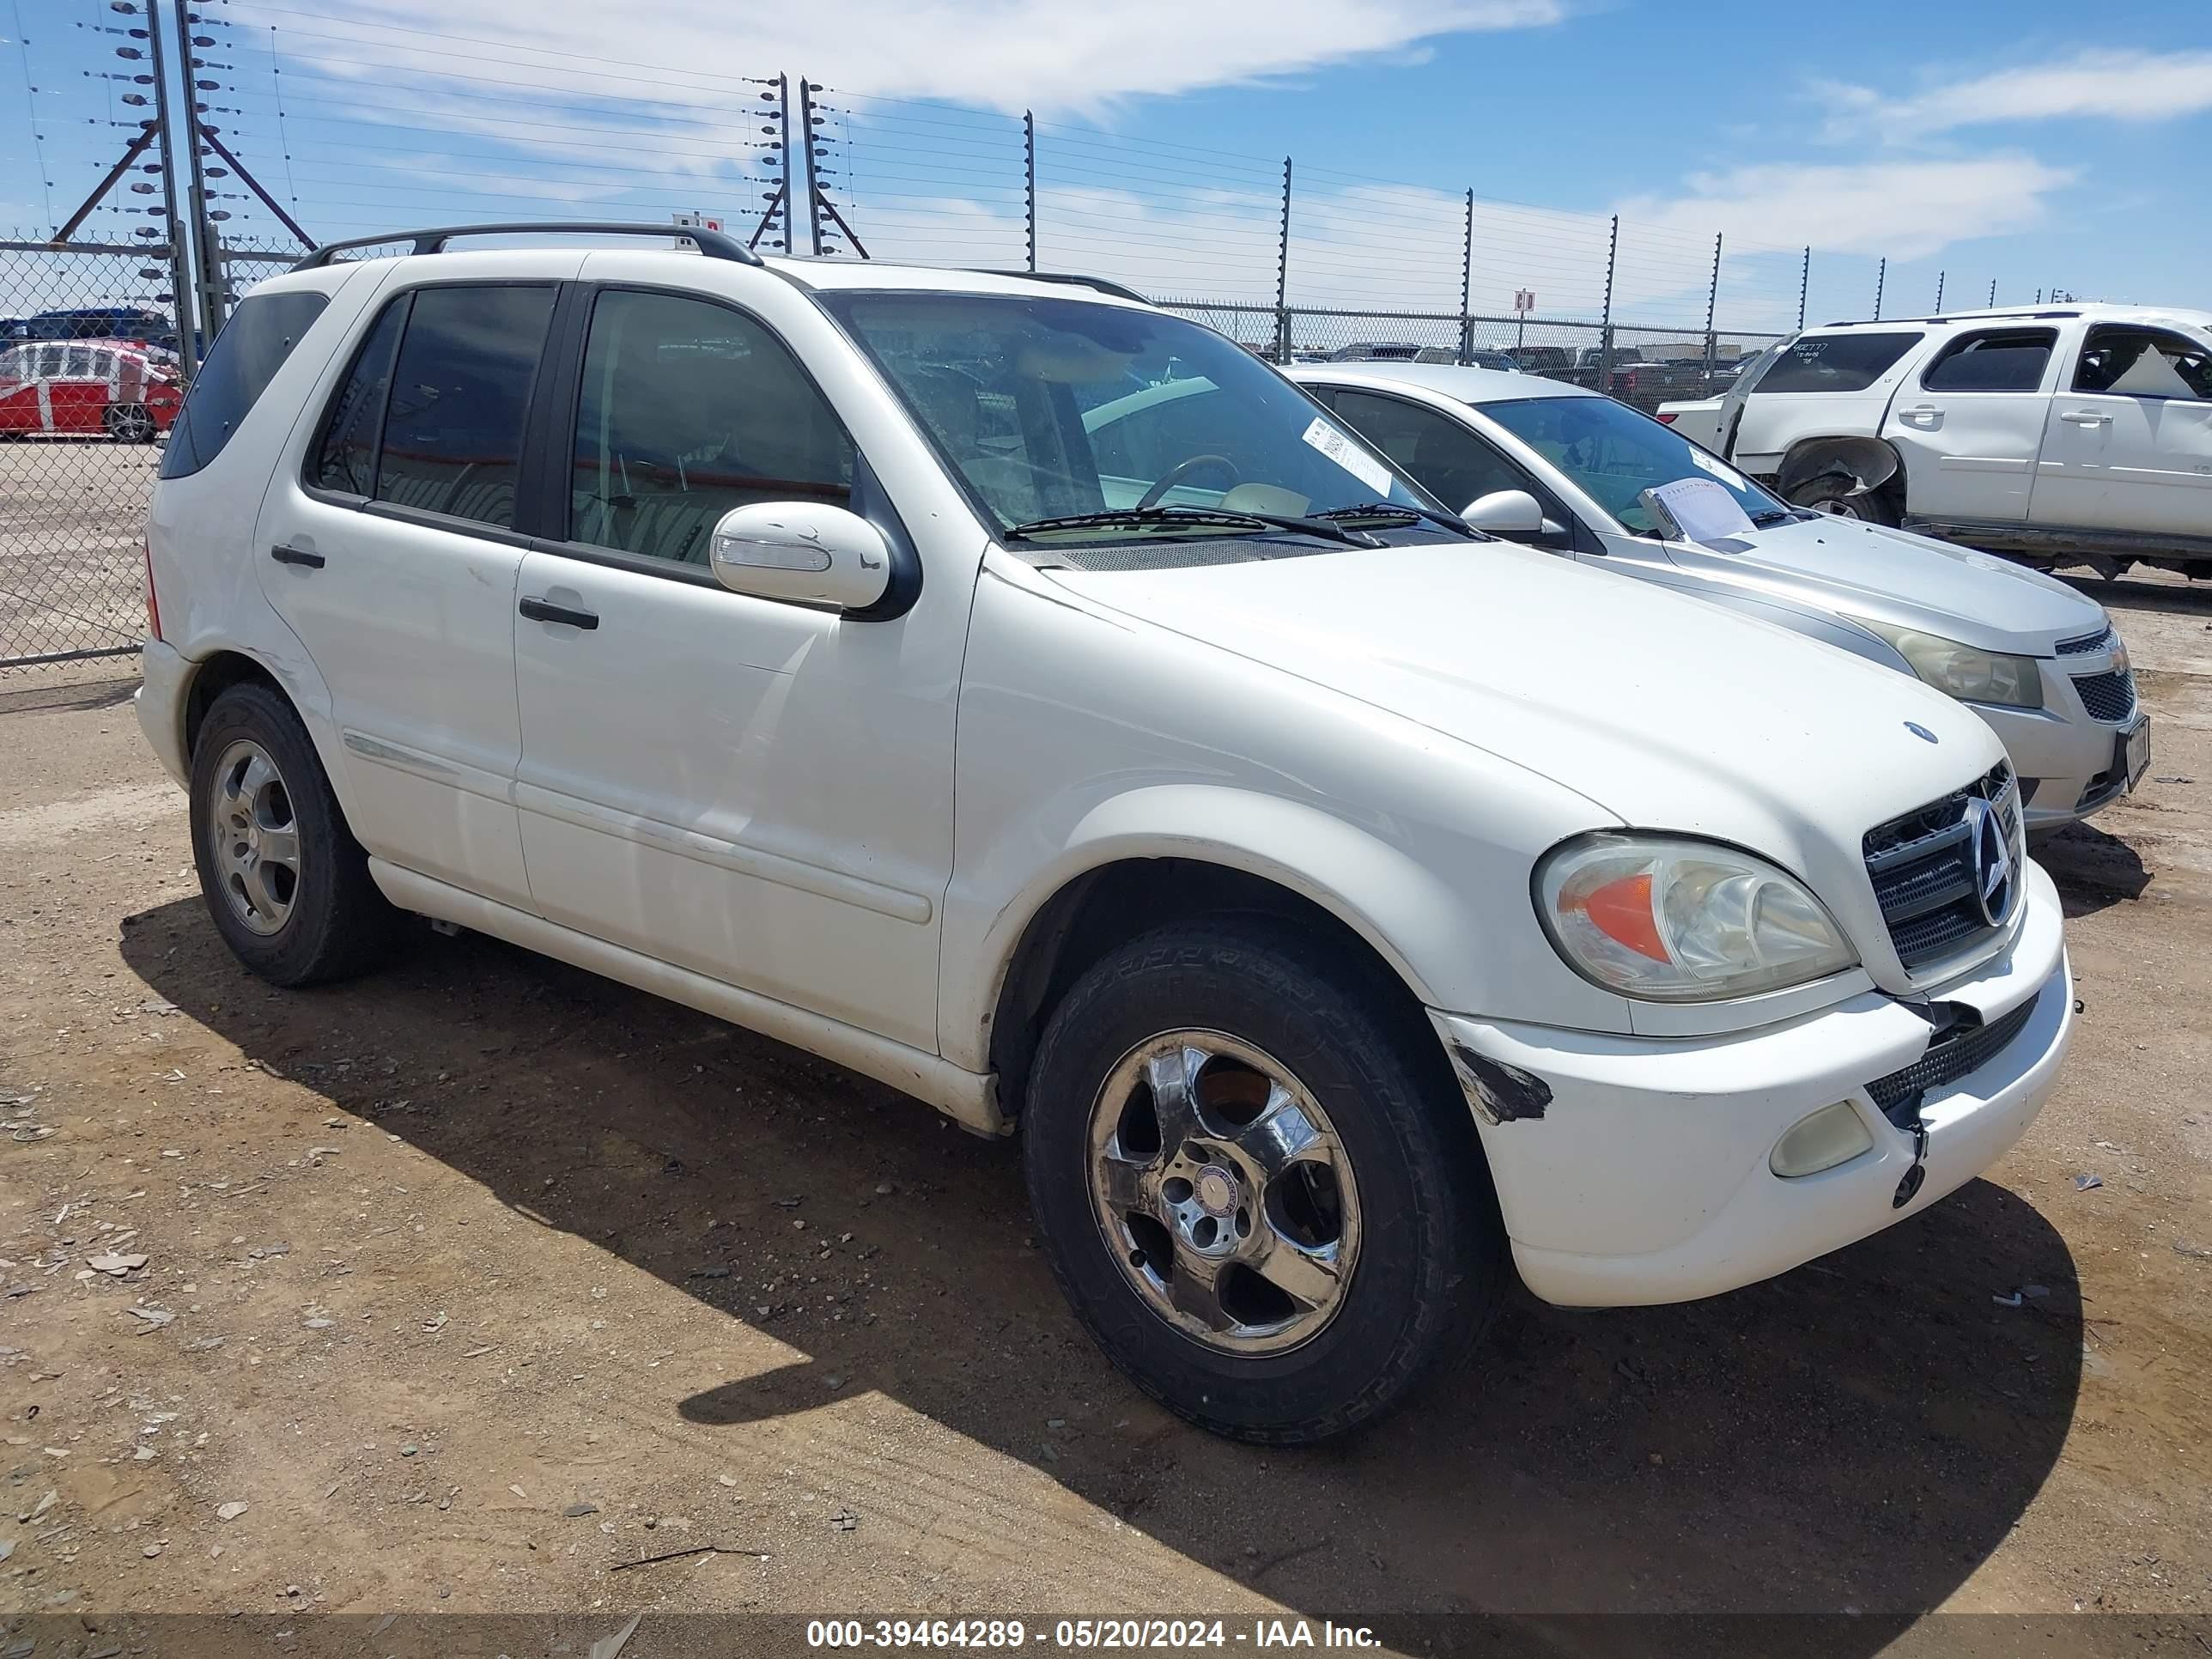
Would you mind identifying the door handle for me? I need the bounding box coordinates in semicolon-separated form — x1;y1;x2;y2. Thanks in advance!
1898;404;1942;425
270;544;325;568
2059;410;2111;426
519;596;599;630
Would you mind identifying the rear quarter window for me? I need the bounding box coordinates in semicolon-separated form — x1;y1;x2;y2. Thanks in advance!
1754;331;1923;393
159;289;331;478
1920;328;2057;393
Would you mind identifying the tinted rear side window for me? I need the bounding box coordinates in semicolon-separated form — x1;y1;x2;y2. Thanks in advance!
374;285;556;529
158;289;330;477
1922;328;2056;392
1753;331;1920;394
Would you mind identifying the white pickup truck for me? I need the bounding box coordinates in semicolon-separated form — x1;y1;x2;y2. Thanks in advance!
1659;304;2212;579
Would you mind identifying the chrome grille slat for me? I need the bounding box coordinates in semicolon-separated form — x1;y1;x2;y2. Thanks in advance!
1862;763;2017;973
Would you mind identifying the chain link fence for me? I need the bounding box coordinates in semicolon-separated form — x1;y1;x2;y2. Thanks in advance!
0;234;298;682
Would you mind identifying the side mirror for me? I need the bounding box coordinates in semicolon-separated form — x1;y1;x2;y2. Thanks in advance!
1461;489;1547;537
708;502;890;613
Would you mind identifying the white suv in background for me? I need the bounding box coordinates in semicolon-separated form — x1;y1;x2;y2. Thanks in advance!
1660;304;2212;579
139;225;2073;1443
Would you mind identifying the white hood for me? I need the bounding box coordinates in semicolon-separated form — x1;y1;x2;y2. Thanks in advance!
1048;538;2009;962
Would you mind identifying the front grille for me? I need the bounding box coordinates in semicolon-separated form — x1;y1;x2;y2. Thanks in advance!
2072;668;2136;723
1867;998;2038;1122
1863;762;2019;972
2056;626;2115;657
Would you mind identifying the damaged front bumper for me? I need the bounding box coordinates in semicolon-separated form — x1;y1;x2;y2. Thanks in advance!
1428;860;2072;1309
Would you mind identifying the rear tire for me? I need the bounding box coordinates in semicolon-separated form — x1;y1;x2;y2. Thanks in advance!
188;682;398;986
1022;918;1505;1444
1787;473;1900;526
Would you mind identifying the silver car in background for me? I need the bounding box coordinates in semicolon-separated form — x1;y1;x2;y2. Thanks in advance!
1288;362;2148;834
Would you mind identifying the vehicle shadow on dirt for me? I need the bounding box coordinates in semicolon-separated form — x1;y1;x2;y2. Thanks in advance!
2037;823;2153;917
123;902;2083;1633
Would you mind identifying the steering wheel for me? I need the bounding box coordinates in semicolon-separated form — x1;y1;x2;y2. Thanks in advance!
1135;453;1240;510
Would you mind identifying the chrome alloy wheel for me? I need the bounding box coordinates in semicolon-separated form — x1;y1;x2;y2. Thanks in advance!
206;738;301;936
1086;1031;1362;1355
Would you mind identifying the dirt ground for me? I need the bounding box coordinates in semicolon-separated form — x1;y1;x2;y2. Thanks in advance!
2;573;2209;1650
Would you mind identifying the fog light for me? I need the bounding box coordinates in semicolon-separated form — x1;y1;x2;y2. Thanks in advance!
1771;1102;1875;1178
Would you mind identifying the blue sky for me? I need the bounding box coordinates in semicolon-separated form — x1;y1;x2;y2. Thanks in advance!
5;0;2207;331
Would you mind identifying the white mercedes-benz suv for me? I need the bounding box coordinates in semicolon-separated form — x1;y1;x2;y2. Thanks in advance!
137;224;2073;1443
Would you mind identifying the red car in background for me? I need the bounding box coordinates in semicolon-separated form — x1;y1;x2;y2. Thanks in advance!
0;338;183;442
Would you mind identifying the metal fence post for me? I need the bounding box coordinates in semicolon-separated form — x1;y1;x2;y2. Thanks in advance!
1457;188;1474;364
170;0;226;340
777;73;793;253
1873;257;1886;321
143;0;198;379
799;79;824;257
1701;231;1722;382
1597;213;1618;386
1797;246;1809;330
1273;157;1291;363
1024;111;1037;273
1988;278;1997;307
1934;270;1945;313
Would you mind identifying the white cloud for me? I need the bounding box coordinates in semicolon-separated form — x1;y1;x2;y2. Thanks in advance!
1614;155;2078;263
307;0;1565;113
1815;48;2212;142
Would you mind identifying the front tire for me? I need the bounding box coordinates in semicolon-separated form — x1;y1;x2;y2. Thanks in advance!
1023;920;1505;1444
188;683;397;986
1786;473;1901;526
104;403;158;444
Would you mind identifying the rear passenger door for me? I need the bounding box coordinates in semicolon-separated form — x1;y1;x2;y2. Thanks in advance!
508;279;957;1053
2030;323;2212;538
1881;325;2058;524
255;273;567;911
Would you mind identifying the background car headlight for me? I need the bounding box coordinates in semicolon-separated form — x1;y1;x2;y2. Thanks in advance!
1536;834;1858;1001
1849;617;2044;709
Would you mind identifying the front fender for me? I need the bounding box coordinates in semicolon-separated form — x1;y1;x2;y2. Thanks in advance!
938;782;1626;1073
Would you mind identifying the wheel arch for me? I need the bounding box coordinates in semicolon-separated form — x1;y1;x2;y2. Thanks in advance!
967;790;1470;1124
181;648;289;763
1777;434;1905;501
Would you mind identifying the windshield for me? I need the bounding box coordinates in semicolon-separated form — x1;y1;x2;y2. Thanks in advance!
819;292;1428;545
1480;394;1789;533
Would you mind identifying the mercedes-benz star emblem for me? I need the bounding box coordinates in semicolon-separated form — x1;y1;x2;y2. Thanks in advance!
1963;796;2014;927
1905;721;1938;744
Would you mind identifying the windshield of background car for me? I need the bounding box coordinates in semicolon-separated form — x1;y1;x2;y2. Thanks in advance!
1480;394;1790;533
818;292;1430;550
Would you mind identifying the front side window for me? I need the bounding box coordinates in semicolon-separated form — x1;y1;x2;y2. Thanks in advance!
1921;328;2057;392
1482;394;1790;534
374;285;556;528
2073;325;2212;401
568;289;855;565
1324;389;1538;518
1754;332;1920;394
818;292;1425;554
159;289;331;478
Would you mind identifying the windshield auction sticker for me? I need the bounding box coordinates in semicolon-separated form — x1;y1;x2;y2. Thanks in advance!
1687;448;1748;489
1300;417;1395;496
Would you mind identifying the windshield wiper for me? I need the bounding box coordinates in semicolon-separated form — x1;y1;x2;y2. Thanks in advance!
1000;506;1370;547
1311;501;1482;538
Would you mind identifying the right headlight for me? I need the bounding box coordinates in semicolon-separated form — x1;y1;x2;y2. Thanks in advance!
1535;833;1858;1002
1848;617;2044;709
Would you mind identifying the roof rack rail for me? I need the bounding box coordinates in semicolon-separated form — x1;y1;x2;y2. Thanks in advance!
293;222;764;271
1817;308;2079;327
974;269;1150;304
